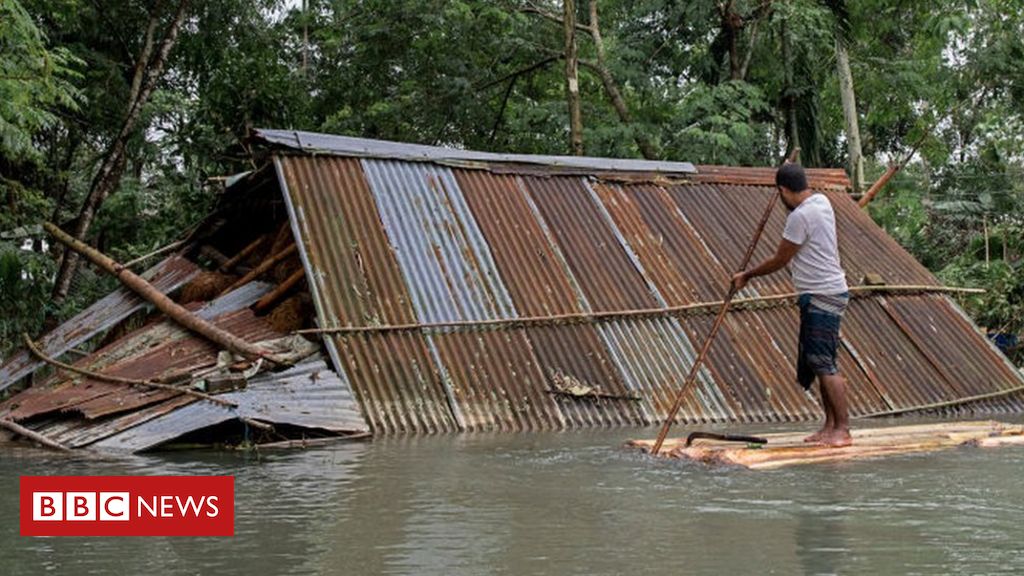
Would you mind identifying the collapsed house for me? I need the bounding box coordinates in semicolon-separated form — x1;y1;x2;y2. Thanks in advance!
2;129;1022;451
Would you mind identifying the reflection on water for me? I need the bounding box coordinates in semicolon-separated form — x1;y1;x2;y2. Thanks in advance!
3;420;1024;575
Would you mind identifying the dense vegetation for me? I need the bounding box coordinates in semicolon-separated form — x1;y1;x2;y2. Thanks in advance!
0;0;1021;361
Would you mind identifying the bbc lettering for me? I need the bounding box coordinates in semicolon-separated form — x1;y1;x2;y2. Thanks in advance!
20;476;234;536
32;492;220;521
33;492;130;521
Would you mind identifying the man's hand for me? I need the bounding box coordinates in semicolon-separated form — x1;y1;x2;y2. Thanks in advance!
731;271;749;291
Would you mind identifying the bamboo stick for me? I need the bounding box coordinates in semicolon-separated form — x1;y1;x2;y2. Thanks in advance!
253;268;305;313
649;148;805;455
854;383;1024;419
43;222;287;366
0;418;73;452
218;235;266;273
220;243;297;295
296;285;984;336
22;334;238;408
122;239;187;268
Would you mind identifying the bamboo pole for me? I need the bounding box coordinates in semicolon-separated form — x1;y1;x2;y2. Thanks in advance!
650;195;778;454
220;243;297;295
297;285;983;336
649;148;803;455
43;222;287;366
23;334;238;408
218;235;266;273
0;418;73;452
854;383;1024;419
253;268;305;313
857;164;898;207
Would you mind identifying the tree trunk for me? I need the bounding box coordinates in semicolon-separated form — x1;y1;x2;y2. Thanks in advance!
51;0;190;304
781;18;800;153
585;0;657;159
563;0;584;156
836;38;865;192
722;1;742;80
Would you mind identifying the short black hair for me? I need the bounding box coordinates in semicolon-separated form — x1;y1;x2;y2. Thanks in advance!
776;163;808;192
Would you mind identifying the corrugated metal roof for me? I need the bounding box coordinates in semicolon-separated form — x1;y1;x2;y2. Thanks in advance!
0;283;278;423
89;358;367;452
0;255;199;391
267;132;1024;433
254;129;697;175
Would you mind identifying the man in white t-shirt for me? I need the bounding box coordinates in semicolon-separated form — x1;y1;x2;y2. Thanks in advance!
732;163;852;447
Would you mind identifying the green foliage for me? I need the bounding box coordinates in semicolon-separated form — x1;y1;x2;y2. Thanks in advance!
0;0;1021;359
0;243;54;352
0;0;81;162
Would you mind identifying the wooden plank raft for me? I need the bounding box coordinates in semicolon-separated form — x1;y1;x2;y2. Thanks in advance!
628;421;1024;470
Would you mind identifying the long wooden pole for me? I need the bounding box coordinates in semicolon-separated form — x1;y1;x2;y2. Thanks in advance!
649;148;799;456
43;222;288;366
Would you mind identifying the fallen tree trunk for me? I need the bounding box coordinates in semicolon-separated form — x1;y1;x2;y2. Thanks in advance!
43;222;288;366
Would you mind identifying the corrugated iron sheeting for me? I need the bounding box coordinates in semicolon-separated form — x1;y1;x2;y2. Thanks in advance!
278;156;458;434
521;176;659;312
2;308;280;422
268;147;1024;433
841;298;956;410
0;283;276;423
589;182;712;304
361;159;515;323
91;359;368;452
884;295;1024;413
694;165;850;189
255;129;698;175
663;183;789;297
0;255;199;390
455;170;582;316
455;170;645;428
826;192;938;286
596;319;734;424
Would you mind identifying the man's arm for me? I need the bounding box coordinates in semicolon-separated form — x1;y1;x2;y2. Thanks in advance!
731;239;801;290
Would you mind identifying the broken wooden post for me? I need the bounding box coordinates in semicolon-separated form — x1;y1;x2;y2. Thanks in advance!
43;222;288;366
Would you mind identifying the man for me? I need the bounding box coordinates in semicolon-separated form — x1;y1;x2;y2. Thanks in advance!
732;163;852;447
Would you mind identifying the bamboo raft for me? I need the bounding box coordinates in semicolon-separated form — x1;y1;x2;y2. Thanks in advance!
628;421;1024;470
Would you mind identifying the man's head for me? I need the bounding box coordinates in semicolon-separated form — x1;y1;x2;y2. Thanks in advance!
776;162;810;211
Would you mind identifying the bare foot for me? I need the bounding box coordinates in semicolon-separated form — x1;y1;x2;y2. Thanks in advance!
803;429;828;443
817;429;853;448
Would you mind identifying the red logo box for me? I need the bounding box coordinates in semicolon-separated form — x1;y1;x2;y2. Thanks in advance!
20;476;234;537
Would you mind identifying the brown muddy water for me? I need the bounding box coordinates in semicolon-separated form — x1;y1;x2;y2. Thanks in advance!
3;419;1024;575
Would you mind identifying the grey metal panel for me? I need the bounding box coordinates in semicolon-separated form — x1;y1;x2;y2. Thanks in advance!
254;129;698;174
361;159;517;323
596;319;734;424
90;359;368;452
0;255;200;391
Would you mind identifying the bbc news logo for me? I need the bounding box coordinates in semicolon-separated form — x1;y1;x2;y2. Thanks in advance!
20;476;234;536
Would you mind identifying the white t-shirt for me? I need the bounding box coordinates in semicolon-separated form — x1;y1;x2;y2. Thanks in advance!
782;193;849;295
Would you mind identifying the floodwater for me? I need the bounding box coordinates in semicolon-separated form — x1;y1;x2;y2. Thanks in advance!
3;419;1024;575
